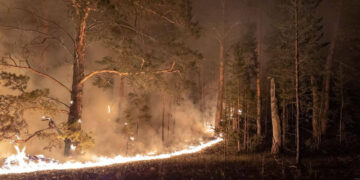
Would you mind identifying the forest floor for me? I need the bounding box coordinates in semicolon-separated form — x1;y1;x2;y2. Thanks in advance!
1;143;359;180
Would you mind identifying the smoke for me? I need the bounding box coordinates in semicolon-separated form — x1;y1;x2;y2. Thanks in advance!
0;0;217;161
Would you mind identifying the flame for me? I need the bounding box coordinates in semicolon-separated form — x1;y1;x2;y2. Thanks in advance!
0;137;222;175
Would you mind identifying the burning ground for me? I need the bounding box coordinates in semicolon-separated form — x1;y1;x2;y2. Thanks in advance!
1;142;359;180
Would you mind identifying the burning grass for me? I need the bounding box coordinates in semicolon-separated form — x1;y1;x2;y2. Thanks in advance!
1;143;359;180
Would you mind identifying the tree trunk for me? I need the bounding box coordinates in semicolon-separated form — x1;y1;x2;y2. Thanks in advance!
256;2;263;136
64;5;90;156
237;94;241;152
270;78;281;154
311;76;321;149
162;94;166;143
282;101;287;148
294;0;301;164
215;42;224;130
243;89;247;150
339;64;344;144
167;98;171;138
321;0;343;135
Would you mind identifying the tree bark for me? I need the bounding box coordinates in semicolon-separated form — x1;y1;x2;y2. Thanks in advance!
215;42;224;130
64;3;90;156
321;0;343;135
162;94;166;143
270;78;281;154
311;76;321;148
243;89;247;151
339;64;344;144
282;101;287;148
294;0;301;164
256;1;263;136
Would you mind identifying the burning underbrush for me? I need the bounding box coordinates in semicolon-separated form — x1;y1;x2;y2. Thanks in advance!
0;131;222;175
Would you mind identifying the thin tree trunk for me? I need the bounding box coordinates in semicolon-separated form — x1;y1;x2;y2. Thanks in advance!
311;76;321;149
282;101;287;148
215;0;226;130
243;89;247;150
256;2;263;136
265;96;268;137
270;78;281;154
294;0;301;164
215;42;224;130
237;94;241;152
321;0;343;135
167;98;171;138
162;94;166;143
339;64;344;144
64;4;90;156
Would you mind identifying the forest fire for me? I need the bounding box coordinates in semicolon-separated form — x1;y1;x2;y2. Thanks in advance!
0;137;222;175
1;0;359;179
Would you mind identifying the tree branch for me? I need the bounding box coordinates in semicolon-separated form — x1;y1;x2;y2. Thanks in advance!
44;96;70;108
14;8;75;44
24;107;69;114
0;63;71;92
14;127;53;143
134;2;178;25
79;61;181;85
0;25;73;57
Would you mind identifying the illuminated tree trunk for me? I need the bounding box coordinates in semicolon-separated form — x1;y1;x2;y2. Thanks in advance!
215;42;224;130
294;0;301;164
162;94;166;143
237;94;241;152
270;78;281;154
64;4;90;156
321;0;343;135
311;76;321;149
256;2;263;136
243;89;247;150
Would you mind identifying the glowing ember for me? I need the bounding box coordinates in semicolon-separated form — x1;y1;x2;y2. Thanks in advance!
70;144;76;151
0;137;222;175
107;105;111;114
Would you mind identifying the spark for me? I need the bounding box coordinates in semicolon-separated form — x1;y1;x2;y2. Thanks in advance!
129;137;135;141
107;105;111;114
15;135;20;140
0;137;223;175
238;109;242;115
70;144;76;151
70;100;73;105
78;119;82;124
124;122;128;126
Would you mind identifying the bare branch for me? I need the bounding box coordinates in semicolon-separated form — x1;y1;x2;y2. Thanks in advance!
44;96;70;108
14;8;75;44
0;25;73;56
24;107;69;114
79;61;182;85
118;23;157;42
134;2;178;25
14;127;53;143
0;63;71;92
0;25;49;36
